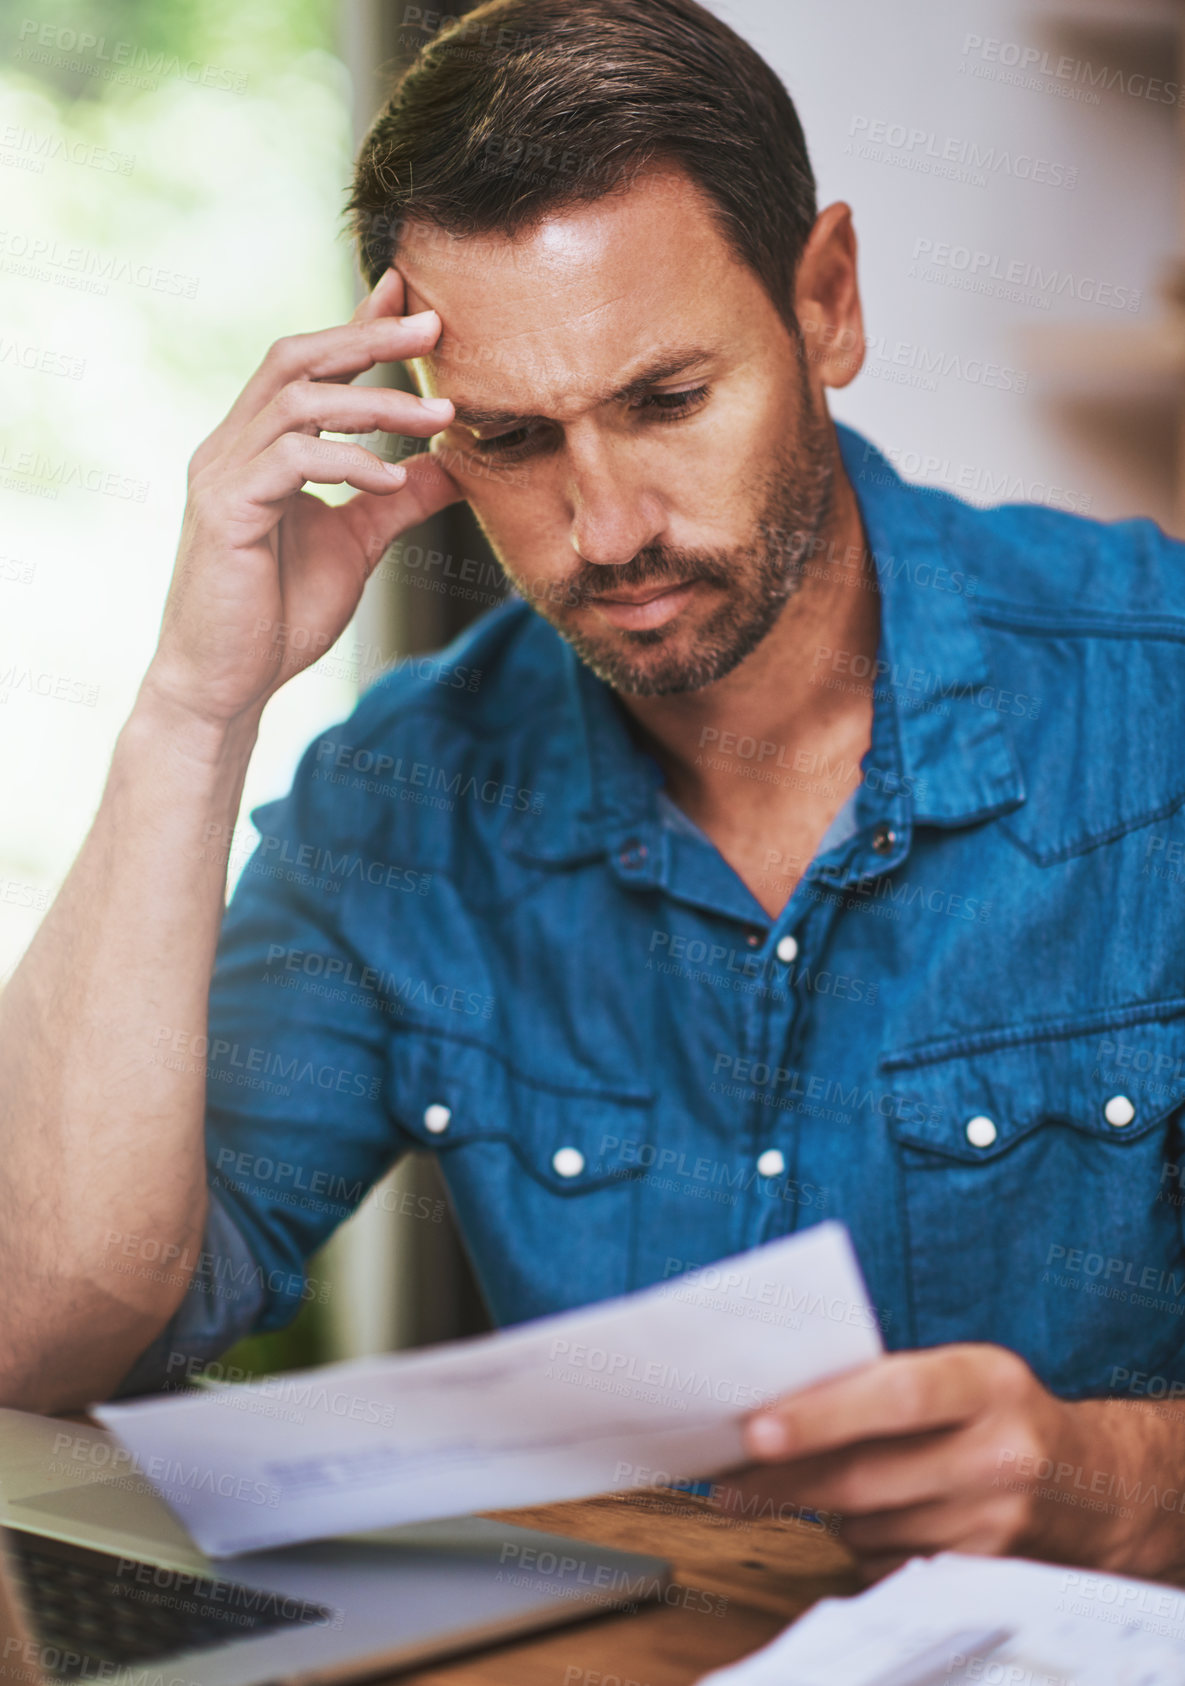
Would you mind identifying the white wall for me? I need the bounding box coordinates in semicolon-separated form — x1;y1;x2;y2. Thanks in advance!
710;0;1182;531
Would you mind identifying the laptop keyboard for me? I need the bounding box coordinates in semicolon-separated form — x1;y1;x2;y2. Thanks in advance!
7;1529;334;1678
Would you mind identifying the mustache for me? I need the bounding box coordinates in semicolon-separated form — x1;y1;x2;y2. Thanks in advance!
569;546;733;606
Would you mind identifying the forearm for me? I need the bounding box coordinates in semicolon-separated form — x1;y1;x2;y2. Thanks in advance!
0;284;456;1414
0;679;262;1410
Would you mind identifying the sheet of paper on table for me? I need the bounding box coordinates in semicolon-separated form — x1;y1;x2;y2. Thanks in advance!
697;1551;1185;1685
94;1219;881;1558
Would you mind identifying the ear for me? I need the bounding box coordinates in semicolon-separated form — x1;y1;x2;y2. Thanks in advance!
794;202;865;393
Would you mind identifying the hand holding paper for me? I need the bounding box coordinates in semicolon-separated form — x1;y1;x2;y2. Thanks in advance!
95;1221;881;1557
734;1335;1184;1584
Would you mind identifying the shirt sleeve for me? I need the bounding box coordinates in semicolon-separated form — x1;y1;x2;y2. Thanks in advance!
116;708;419;1390
110;1190;266;1396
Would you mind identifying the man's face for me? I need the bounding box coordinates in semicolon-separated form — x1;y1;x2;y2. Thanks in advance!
399;168;835;696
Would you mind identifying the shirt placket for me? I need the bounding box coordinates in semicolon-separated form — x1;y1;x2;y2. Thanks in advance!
743;722;914;1247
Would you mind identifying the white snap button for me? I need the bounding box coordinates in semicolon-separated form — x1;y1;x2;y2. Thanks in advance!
756;1148;786;1178
1104;1094;1135;1128
552;1146;585;1178
965;1115;997;1149
776;935;799;963
423;1103;451;1135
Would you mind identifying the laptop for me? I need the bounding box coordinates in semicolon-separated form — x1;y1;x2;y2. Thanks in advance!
0;1406;672;1684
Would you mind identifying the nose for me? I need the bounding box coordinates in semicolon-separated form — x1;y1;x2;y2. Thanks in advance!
565;434;666;567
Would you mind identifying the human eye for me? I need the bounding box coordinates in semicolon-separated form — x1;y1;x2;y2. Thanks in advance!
468;421;553;461
631;385;710;422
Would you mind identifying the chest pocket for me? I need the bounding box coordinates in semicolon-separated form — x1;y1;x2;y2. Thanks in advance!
880;999;1185;1397
387;1029;656;1326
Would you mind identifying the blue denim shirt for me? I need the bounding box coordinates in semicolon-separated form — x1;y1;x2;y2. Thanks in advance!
121;423;1185;1404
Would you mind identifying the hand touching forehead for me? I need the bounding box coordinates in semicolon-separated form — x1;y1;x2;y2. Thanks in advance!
395;165;778;426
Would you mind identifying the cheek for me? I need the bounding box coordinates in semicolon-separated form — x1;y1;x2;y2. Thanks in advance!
647;428;767;534
652;389;778;501
429;442;524;528
667;441;746;505
447;466;569;577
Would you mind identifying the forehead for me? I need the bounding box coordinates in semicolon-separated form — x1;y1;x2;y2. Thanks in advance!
396;167;766;413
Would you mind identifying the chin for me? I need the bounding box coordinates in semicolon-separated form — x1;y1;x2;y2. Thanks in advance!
564;628;740;697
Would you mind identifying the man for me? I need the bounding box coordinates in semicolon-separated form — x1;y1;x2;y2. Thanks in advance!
2;0;1184;1585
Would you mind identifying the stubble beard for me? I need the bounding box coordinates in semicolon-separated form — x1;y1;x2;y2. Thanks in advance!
511;381;837;698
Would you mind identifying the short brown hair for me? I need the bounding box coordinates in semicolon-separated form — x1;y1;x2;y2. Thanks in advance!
347;0;816;325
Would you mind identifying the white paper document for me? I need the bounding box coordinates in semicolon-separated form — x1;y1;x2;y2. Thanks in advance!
94;1220;881;1557
697;1551;1185;1685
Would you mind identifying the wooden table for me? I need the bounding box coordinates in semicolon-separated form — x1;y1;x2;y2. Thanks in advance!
396;1489;863;1685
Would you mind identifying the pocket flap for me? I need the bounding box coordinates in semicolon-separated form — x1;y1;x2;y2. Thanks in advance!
880;998;1185;1161
388;1030;655;1193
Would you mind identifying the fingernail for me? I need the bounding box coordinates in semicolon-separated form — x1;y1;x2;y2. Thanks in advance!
384;461;407;480
746;1416;790;1458
403;309;440;326
420;398;454;417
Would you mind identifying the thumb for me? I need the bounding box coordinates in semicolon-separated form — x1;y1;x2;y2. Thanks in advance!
344;453;467;578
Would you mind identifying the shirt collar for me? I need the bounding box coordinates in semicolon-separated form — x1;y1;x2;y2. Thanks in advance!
836;422;1024;827
503;642;665;867
505;421;1025;866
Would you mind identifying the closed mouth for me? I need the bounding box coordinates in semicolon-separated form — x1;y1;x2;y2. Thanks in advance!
589;580;696;606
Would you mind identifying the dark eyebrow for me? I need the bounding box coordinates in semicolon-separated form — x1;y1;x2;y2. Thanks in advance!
447;347;717;432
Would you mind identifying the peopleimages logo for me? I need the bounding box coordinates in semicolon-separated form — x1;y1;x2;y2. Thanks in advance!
960;33;1185;109
13;20;249;93
0;229;199;298
49;1430;280;1507
909;237;1140;313
847;114;1077;190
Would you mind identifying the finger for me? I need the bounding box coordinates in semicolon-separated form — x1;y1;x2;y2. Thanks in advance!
840;1496;977;1557
220;435;409;515
840;1490;1030;1563
725;1428;964;1521
793;1424;1003;1518
743;1348;1002;1463
339;452;466;573
221;382;453;471
352;265;405;325
194;311;443;476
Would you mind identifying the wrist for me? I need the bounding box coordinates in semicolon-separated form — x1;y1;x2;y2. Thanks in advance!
1102;1399;1185;1584
133;667;265;770
1044;1399;1185;1583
